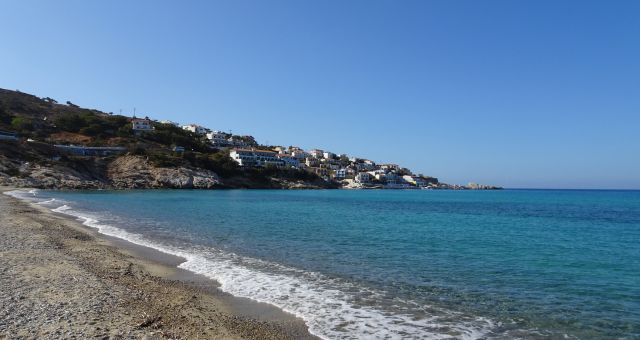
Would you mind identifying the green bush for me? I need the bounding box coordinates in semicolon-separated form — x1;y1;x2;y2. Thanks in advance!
11;116;33;131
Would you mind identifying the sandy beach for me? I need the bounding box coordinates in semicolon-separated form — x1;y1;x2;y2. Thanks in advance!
0;187;317;339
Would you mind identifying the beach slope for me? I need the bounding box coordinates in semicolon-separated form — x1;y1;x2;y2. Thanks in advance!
0;189;315;339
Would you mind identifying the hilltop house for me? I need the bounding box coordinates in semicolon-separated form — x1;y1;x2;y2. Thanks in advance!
131;118;153;131
182;124;208;135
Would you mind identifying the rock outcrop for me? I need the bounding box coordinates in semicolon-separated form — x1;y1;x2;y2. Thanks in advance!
107;156;220;189
0;155;221;189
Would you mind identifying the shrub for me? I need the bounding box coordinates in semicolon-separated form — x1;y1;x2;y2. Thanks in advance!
11;116;33;131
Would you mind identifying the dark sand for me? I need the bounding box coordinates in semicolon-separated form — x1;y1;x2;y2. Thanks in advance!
0;187;318;339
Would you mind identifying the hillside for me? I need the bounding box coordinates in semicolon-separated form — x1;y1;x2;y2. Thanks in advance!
0;88;334;189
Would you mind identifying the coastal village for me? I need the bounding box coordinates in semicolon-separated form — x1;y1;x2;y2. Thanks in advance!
130;117;497;190
0;89;499;190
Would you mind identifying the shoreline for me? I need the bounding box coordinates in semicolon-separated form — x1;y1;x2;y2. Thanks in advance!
0;186;318;339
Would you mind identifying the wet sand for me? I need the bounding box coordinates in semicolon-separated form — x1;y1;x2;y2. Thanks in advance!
0;187;318;339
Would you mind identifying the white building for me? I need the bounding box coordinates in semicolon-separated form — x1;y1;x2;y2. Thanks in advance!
309;149;324;158
230;148;284;167
131;118;153;131
291;150;310;160
182;124;208;135
334;168;347;179
323;152;336;159
206;131;230;146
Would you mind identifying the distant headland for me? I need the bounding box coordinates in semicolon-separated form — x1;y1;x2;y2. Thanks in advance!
0;88;500;190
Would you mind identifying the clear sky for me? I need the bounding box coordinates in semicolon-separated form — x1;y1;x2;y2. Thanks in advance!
1;1;639;189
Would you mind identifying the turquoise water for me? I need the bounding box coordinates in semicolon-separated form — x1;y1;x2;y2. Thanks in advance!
10;189;640;339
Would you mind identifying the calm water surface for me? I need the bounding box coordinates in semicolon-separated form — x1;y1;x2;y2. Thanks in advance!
11;189;640;339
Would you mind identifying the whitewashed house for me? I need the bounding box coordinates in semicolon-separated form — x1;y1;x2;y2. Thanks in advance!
182;124;207;135
323;152;336;159
206;131;230;146
230;148;284;167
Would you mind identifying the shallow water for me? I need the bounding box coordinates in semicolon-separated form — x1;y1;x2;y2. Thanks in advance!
8;189;640;339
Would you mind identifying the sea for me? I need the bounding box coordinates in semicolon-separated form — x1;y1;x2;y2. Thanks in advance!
6;189;640;339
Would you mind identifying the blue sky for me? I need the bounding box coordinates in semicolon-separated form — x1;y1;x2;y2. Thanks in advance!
1;1;639;189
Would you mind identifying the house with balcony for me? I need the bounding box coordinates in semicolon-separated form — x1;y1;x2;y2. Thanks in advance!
230;148;284;168
206;131;230;147
334;168;347;179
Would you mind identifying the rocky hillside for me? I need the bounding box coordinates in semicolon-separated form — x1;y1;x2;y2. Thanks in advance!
0;88;335;189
